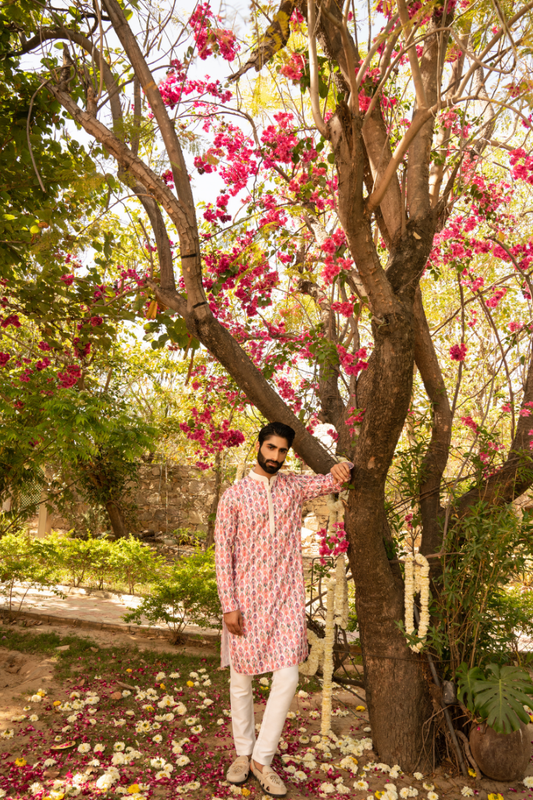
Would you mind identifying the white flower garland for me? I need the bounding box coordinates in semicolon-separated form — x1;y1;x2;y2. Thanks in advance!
403;552;430;652
334;554;349;629
300;465;351;736
299;630;325;676
321;579;336;736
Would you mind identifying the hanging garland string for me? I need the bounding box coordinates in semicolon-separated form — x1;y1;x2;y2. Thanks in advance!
300;469;351;737
403;552;430;652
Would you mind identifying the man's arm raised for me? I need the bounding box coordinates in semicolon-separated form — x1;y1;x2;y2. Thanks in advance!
296;461;354;502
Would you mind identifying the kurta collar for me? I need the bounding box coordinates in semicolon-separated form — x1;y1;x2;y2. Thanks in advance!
249;469;279;489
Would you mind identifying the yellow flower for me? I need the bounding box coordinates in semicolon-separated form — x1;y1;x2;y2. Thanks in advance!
15;758;26;767
37;690;46;697
53;701;62;707
356;705;366;712
241;789;251;797
375;792;384;798
187;681;194;687
468;768;477;778
127;786;141;794
126;668;133;673
145;705;154;712
160;683;166;690
488;795;504;800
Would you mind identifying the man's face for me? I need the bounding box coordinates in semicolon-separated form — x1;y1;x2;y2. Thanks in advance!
257;435;289;474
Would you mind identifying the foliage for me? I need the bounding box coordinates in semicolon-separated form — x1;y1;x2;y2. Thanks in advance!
124;548;221;641
429;504;533;675
0;531;60;612
107;536;167;595
0;530;166;594
457;662;533;735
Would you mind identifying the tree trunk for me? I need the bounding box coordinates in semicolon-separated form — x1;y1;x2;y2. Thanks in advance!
105;500;127;539
205;452;222;549
344;283;434;770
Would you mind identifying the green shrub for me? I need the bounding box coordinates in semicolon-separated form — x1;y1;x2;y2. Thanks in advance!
51;534;97;587
106;536;166;594
124;548;221;642
0;531;61;612
430;504;533;675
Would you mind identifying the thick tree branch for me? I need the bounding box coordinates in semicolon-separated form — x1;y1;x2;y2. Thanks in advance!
100;0;205;311
152;285;336;474
456;342;533;516
413;289;452;555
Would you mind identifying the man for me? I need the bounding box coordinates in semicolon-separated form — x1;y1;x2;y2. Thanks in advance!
215;421;351;797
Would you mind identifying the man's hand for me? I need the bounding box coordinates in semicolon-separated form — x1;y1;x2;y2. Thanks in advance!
330;461;352;485
224;609;244;636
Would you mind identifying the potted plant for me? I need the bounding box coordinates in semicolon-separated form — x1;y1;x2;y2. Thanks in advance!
457;662;533;781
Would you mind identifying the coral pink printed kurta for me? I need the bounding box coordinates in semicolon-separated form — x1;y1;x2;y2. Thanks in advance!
215;469;341;675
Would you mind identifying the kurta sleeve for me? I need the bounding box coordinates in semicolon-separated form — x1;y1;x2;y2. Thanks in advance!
297;463;354;501
214;488;239;614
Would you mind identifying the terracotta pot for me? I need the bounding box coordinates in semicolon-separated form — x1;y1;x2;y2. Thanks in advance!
469;720;531;781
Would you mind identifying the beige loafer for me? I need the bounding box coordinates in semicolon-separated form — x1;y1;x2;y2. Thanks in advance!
250;760;287;797
226;755;250;785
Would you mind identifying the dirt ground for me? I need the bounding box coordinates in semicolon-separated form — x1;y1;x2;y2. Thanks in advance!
0;618;529;800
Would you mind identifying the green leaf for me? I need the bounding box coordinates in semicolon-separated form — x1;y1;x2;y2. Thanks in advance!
470;664;533;733
457;663;485;713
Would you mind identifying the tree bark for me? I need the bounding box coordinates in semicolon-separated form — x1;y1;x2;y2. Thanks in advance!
105;500;127;539
205;452;222;549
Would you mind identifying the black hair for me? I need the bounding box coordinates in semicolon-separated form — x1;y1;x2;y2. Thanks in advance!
258;421;296;449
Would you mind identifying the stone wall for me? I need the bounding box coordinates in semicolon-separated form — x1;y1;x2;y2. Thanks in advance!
133;465;330;536
135;464;221;535
27;463;331;538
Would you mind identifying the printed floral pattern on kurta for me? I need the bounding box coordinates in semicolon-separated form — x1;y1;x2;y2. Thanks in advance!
215;469;341;675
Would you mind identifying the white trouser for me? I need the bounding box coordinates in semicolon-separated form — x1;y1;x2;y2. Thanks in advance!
230;663;299;766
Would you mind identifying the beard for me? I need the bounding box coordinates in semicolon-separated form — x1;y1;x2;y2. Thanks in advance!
257;447;284;474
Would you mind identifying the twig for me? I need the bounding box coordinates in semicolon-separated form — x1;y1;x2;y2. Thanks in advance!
27;80;49;193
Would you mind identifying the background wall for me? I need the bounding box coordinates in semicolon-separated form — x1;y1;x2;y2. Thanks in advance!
26;464;331;539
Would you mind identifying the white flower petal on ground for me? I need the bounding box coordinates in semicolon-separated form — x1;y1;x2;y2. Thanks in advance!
319;782;335;794
354;780;369;791
176;755;191;767
77;743;91;754
460;789;474;797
